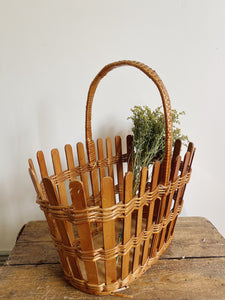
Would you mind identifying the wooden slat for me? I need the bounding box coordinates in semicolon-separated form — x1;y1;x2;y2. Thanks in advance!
51;148;79;270
150;161;171;258
171;139;182;166
174;151;191;209
51;148;67;205
37;151;48;178
121;172;133;280
29;158;60;241
77;142;90;199
115;136;124;202
158;140;186;249
172;145;195;236
150;152;181;257
43;178;82;279
150;141;183;257
166;151;191;241
178;142;195;201
69;180;99;284
28;159;44;200
187;142;194;153
141;161;160;265
189;146;196;170
106;137;114;182
28;158;37;177
87;140;100;204
158;155;181;250
155;141;182;251
101;177;117;284
65;144;76;179
126;135;133;172
97;138;106;184
132;166;148;272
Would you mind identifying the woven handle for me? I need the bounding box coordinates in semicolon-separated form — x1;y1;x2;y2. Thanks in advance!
85;60;173;184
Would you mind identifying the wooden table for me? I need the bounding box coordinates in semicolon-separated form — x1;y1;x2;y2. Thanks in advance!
1;217;225;299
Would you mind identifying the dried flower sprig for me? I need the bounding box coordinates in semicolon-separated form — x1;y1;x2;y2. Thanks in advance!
128;106;189;194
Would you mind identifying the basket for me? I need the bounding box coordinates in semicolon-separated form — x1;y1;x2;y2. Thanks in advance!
28;60;195;295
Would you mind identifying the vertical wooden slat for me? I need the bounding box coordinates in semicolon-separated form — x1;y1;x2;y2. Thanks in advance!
36;151;71;276
28;162;44;200
51;148;80;269
35;153;60;237
150;161;171;258
156;141;182;251
29;166;60;239
132;166;148;273
189;147;196;170
106;137;114;181
166;151;191;241
175;151;191;209
158;155;181;250
70;180;99;284
97;138;106;184
77;142;90;199
28;158;37;176
87;140;100;204
170;144;195;237
101;177;117;284
51;148;67;205
121;172;133;280
28;158;42;198
65;144;76;177
126;135;133;172
141;161;160;265
171;139;182;166
150;141;183;256
115;136;124;202
187;142;194;159
37;151;48;178
43;178;82;279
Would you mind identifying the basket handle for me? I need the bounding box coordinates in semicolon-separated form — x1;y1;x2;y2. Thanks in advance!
85;60;173;184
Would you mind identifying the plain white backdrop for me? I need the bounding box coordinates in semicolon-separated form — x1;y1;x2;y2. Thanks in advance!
0;0;224;250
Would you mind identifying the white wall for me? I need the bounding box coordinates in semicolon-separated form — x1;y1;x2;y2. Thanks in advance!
0;0;224;250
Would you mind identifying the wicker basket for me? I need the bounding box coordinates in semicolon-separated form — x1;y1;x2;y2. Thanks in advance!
29;60;195;295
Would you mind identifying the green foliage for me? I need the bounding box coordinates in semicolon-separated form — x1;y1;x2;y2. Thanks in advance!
128;106;189;194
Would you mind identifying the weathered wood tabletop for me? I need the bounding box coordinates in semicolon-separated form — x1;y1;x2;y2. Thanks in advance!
1;217;225;299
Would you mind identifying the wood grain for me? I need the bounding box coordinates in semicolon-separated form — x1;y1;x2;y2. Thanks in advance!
1;257;225;299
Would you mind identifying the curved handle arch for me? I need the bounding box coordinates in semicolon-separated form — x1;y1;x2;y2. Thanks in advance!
85;60;172;184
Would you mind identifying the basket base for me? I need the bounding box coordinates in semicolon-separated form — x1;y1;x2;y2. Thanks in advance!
63;233;174;295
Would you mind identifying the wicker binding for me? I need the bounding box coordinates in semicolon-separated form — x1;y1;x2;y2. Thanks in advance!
29;60;195;295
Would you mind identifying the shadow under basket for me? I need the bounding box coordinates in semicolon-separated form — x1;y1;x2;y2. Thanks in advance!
28;60;195;295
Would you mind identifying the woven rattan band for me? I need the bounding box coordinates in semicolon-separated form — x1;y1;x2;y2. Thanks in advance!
50;203;182;263
37;170;190;225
